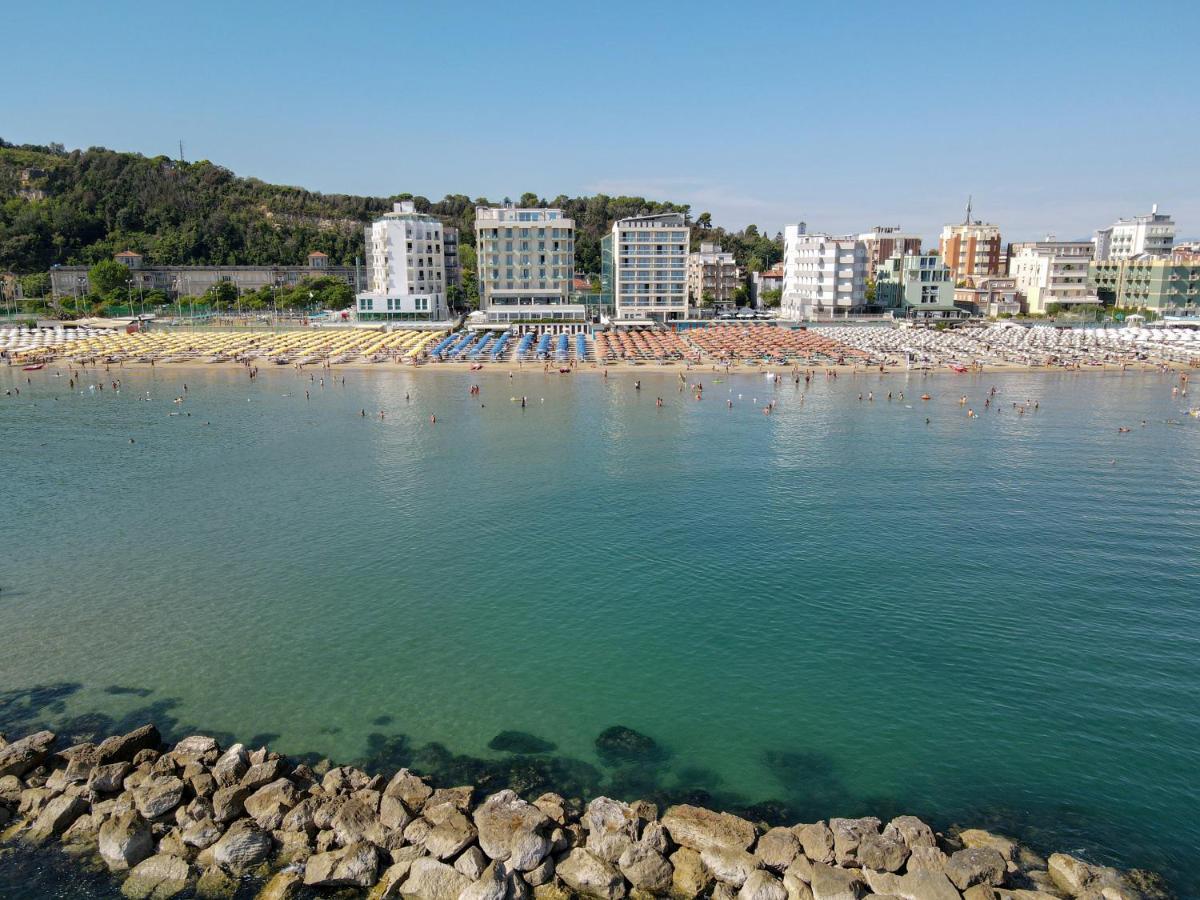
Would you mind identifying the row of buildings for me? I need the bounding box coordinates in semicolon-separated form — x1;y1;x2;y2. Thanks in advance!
33;201;1198;324
779;205;1200;320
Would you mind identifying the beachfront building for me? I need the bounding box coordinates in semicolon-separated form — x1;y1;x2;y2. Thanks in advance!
780;225;868;320
355;201;447;321
939;218;1002;282
475;206;579;324
605;213;689;322
686;242;742;306
1093;206;1175;261
1008;241;1097;314
953;275;1021;317
443;227;461;287
1089;258;1200;311
751;264;784;308
49;250;359;302
875;253;967;319
860;226;922;275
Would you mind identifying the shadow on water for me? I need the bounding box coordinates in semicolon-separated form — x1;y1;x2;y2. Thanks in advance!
0;682;1185;895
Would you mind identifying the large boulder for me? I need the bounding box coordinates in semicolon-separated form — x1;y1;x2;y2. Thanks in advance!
756;827;802;872
303;840;380;887
557;847;626;900
945;848;1006;891
662;804;757;854
459;861;510;900
0;730;56;778
855;831;909;873
740;869;789;900
671;847;712;897
383;768;433;811
26;793;87;843
332;797;379;846
98;725;162;766
882;816;936;851
181;817;222;850
474;789;551;869
422;803;477;860
120;853;191;899
90;762;133;794
239;758;286;792
99;810;155;872
211;818;272;872
398;857;473;900
702;846;761;888
617;842;673;893
958;829;1017;863
211;784;252;823
828;818;881;867
808;863;866;900
582;796;640;863
793;823;835;864
133;775;186;819
244;777;298;830
861;868;961;900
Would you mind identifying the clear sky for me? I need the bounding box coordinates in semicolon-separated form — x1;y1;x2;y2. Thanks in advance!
4;0;1197;243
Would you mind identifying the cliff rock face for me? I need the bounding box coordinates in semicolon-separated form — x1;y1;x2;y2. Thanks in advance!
0;726;1167;900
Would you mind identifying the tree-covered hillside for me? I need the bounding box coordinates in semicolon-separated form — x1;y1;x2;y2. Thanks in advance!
0;140;781;285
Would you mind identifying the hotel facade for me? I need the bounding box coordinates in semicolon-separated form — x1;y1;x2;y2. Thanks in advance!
1008;241;1097;314
603;213;689;322
1093;206;1175;261
475;206;578;323
356;201;447;320
780;226;868;320
939;221;1003;282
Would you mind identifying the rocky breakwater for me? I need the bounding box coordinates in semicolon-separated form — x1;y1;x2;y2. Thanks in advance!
0;726;1171;900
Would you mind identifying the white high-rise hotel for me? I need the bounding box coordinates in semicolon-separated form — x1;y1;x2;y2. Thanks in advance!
357;201;446;320
780;224;868;320
1093;205;1175;261
611;213;690;321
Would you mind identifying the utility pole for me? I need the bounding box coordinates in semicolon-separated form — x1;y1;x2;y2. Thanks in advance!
178;140;185;164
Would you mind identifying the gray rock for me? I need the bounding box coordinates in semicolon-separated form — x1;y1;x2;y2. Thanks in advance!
556;847;626;900
427;785;473;810
281;796;319;834
856;832;909;873
793;823;835;865
99;810;155;872
829;818;881;867
134;775;186;819
121;853;191;899
26;793;86;843
90;762;133;794
757;827;802;871
1047;853;1099;896
662;803;757;854
618;842;673;893
459;861;509;900
211;784;251;823
0;730;56;778
702;845;762;888
861;868;960;900
210;819;272;872
422;803;477;860
211;745;247;788
906;846;949;873
398;856;473;900
882;816;936;850
244;777;298;830
946;848;1006;891
740;869;789;900
958;830;1017;863
474;789;551;867
62;812;100;848
97;726;162;766
302;840;379;887
181;816;222;850
532;792;569;825
331;796;378;846
525;854;555;887
383;768;433;810
239;758;285;792
639;820;669;855
380;793;412;831
783;871;815;900
171;736;219;759
809;863;867;900
455;845;489;880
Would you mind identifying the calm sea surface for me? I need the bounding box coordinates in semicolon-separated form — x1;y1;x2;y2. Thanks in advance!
1;364;1198;893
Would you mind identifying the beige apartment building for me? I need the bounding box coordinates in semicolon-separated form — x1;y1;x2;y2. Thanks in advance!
939;218;1002;283
687;242;742;305
474;206;578;323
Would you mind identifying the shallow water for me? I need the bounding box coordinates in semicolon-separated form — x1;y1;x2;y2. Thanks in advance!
2;363;1198;892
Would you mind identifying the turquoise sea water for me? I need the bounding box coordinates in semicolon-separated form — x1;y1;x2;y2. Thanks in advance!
2;363;1198;892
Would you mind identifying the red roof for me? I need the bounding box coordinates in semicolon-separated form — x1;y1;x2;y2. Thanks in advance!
307;251;329;257
115;250;142;258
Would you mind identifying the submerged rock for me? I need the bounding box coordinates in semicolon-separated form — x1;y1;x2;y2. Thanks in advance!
98;810;155;872
594;726;662;766
487;731;557;754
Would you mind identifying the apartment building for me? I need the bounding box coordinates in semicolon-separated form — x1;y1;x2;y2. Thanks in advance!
603;213;690;322
475;206;577;323
953;276;1021;317
750;264;784;308
1093;206;1175;261
1008;241;1097;314
687;242;741;305
875;253;965;319
859;226;922;275
443;227;461;287
939;221;1003;282
781;226;868;320
1089;258;1200;310
354;202;446;320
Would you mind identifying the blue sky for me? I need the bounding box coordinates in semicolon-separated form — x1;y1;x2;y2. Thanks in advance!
3;0;1197;243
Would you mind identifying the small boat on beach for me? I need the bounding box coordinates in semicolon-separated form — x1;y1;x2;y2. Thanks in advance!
22;363;44;371
949;364;968;373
